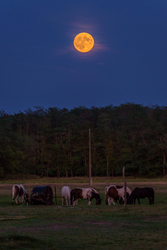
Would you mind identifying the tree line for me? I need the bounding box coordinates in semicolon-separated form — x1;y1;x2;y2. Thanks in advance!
0;103;167;178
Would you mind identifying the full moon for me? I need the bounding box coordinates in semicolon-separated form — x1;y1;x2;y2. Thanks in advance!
73;32;94;53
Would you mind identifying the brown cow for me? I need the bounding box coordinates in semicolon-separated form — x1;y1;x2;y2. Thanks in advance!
105;186;119;205
105;185;132;205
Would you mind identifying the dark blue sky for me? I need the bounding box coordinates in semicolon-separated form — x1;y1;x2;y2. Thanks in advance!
1;1;167;114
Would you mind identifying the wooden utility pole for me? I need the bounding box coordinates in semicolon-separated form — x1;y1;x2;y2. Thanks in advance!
89;129;92;186
123;167;127;208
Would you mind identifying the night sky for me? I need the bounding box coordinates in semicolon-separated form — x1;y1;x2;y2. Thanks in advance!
1;1;167;114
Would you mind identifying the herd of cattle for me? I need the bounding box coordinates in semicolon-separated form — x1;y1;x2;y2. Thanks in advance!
11;184;155;206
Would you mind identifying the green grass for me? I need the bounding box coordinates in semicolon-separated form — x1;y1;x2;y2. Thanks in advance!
0;179;167;249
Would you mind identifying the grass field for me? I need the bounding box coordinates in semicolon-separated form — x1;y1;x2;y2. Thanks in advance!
0;177;167;250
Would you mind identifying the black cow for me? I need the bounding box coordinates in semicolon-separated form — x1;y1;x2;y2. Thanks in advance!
127;187;154;205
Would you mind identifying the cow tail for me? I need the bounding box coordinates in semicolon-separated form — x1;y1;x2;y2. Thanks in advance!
105;187;108;205
12;185;18;203
70;190;73;205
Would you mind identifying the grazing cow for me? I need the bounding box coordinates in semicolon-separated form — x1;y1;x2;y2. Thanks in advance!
105;186;119;205
71;187;102;205
61;186;71;205
105;185;132;205
12;184;27;204
127;187;154;205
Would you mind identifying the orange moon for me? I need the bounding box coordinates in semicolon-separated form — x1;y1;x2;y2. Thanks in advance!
73;32;94;53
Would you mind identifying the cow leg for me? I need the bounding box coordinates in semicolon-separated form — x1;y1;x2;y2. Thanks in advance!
73;199;78;205
111;198;115;205
21;195;24;204
19;195;24;204
15;194;19;204
62;197;64;205
137;198;140;205
19;187;24;204
148;197;152;205
65;197;68;205
12;186;19;204
115;197;119;204
87;200;91;205
15;195;19;204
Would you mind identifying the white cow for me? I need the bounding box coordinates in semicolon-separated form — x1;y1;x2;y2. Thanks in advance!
61;186;71;205
12;184;27;204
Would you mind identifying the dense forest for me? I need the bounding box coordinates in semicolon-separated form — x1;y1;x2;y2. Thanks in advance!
0;103;167;179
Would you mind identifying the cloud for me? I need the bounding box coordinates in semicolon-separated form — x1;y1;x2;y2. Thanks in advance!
69;22;92;31
93;43;108;51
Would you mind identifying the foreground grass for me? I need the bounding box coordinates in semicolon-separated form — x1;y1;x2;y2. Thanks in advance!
0;180;167;249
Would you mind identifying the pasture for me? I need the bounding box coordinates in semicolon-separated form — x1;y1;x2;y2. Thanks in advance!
0;178;167;250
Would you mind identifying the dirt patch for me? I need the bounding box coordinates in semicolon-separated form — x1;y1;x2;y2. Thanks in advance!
0;216;26;220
